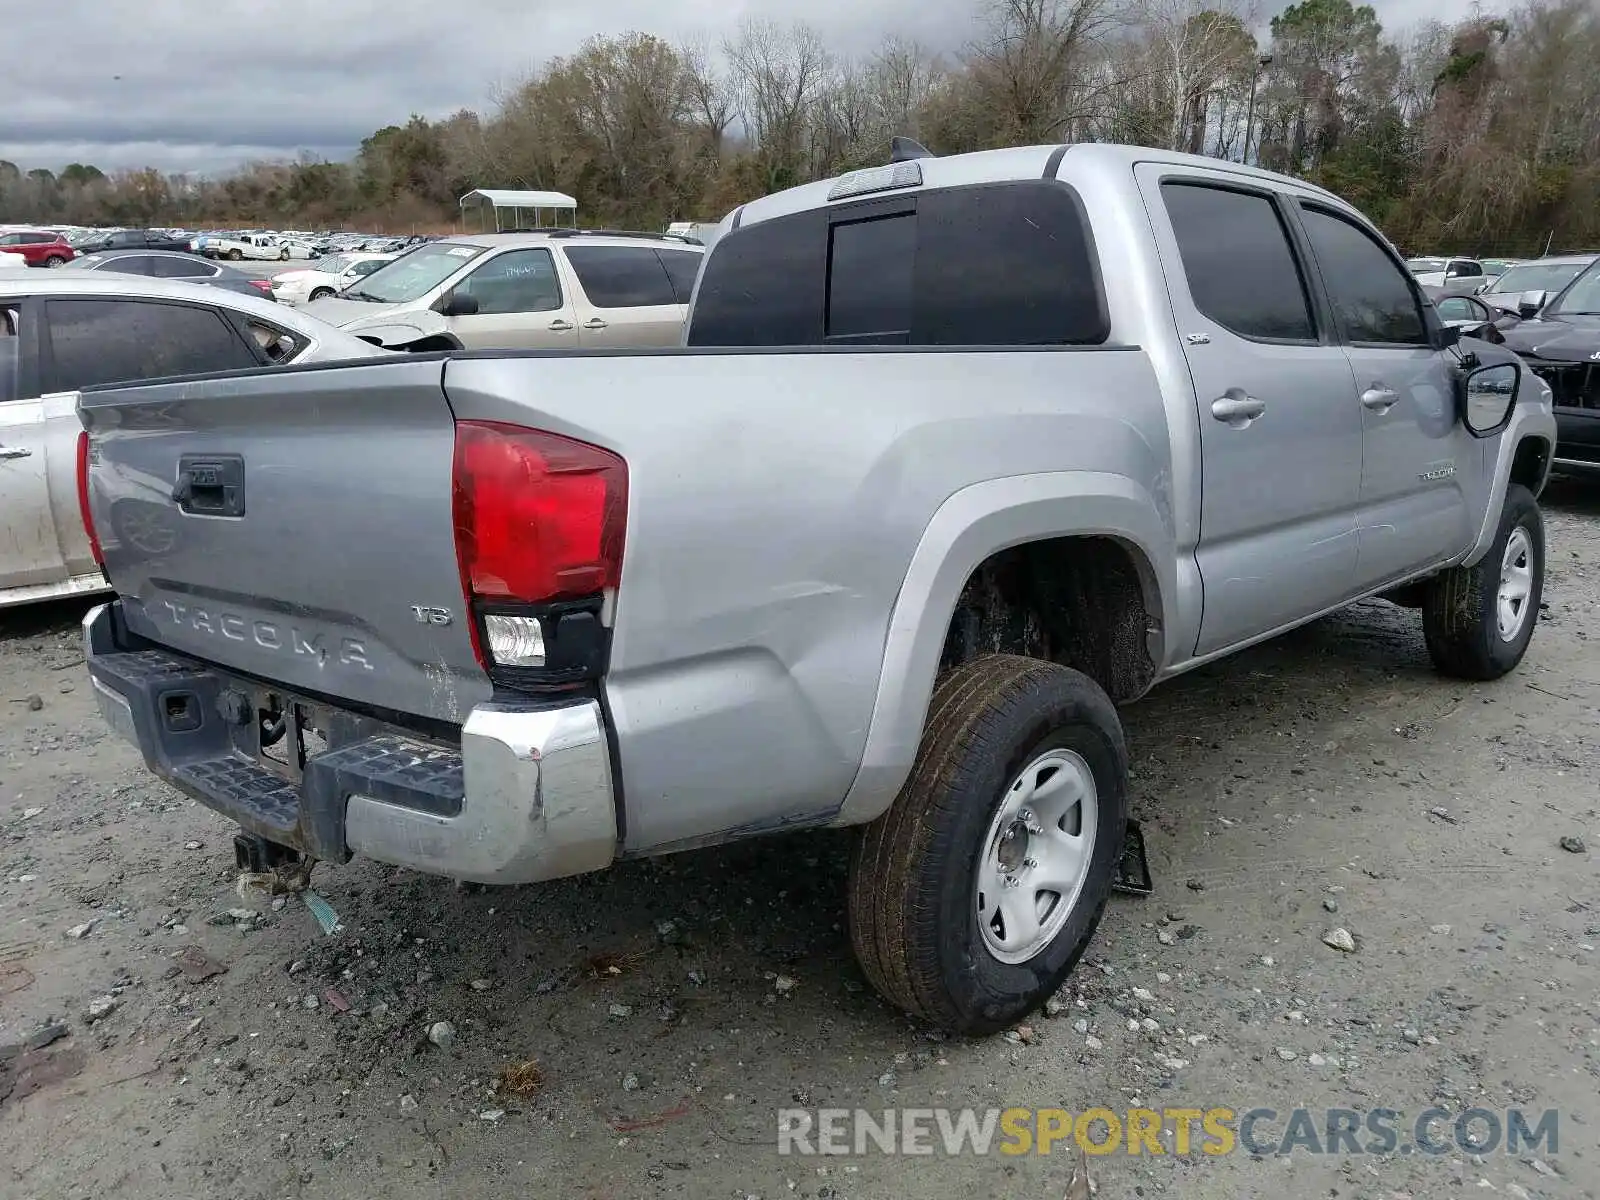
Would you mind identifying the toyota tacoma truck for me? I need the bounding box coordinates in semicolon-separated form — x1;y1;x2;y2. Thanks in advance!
76;142;1555;1034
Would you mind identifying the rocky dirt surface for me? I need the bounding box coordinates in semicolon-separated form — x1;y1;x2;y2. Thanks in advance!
3;486;1598;1200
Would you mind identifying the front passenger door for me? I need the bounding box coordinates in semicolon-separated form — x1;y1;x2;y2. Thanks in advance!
1295;204;1477;591
1142;171;1364;656
446;248;578;349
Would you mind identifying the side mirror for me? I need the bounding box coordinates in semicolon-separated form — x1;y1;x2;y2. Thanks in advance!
440;291;478;317
1517;289;1548;318
1460;361;1520;438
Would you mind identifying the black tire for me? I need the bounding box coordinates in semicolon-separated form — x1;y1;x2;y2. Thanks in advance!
1422;483;1543;680
227;248;243;261
309;288;333;302
848;654;1128;1034
43;255;67;268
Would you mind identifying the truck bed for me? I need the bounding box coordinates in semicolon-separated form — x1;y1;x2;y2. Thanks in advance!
80;344;1171;850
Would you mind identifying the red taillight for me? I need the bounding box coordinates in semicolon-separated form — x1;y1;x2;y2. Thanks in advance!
76;430;105;570
248;279;272;293
452;422;627;608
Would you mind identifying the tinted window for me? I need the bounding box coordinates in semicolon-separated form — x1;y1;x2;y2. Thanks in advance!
1161;183;1314;341
657;249;702;304
458;248;562;315
827;213;915;341
690;180;1107;347
0;235;18;246
22;233;54;245
1299;206;1427;345
148;255;213;279
0;305;19;404
915;183;1105;345
564;246;677;308
44;300;259;391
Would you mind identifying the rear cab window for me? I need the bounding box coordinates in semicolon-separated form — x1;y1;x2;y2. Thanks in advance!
688;180;1108;347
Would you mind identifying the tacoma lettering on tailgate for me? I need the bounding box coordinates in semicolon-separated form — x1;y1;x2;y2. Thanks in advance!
159;600;374;670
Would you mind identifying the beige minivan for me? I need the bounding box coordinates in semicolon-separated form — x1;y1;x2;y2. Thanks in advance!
302;231;705;352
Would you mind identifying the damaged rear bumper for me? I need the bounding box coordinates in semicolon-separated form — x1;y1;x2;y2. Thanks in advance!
83;602;617;885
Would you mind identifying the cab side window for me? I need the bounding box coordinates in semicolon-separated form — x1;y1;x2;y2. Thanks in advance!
1161;182;1316;342
1298;206;1428;346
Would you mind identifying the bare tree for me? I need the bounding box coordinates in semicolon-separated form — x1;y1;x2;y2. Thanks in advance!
724;19;833;187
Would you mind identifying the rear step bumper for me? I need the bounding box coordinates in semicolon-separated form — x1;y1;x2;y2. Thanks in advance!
83;602;617;885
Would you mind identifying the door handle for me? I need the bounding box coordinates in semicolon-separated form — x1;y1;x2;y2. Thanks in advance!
0;444;32;460
583;317;607;330
548;318;573;331
1361;386;1400;411
1210;394;1266;425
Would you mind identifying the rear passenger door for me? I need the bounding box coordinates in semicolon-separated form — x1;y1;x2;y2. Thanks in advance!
1140;169;1364;656
1293;204;1476;589
561;245;687;347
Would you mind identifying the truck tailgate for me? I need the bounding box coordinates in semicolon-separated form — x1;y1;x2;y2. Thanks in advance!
78;358;490;725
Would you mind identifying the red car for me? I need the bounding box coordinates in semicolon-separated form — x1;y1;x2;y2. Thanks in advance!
0;229;77;267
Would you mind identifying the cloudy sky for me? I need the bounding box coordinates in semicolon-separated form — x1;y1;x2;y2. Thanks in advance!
7;0;1476;176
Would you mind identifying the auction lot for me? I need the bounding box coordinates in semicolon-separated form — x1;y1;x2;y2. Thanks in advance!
3;487;1597;1200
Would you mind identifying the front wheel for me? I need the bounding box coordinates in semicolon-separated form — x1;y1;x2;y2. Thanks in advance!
308;288;333;302
848;655;1128;1034
1422;483;1544;680
280;248;290;260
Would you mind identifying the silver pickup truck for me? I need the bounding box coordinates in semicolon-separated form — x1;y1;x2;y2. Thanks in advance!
77;142;1555;1034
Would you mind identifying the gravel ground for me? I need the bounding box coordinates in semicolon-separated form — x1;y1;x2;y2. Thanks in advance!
3;484;1598;1200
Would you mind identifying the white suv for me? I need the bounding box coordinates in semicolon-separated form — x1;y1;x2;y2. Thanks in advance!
301;231;704;351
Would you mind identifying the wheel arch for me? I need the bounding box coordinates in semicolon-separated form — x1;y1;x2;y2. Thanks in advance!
832;471;1174;827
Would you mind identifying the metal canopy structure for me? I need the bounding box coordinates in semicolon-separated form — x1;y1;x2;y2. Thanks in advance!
459;188;578;232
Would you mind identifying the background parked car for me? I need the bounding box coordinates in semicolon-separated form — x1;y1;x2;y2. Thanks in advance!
1474;254;1597;313
74;228;192;254
1498;259;1600;473
303;230;703;350
0;273;386;608
64;249;278;300
0;230;76;267
1406;255;1487;296
269;252;394;305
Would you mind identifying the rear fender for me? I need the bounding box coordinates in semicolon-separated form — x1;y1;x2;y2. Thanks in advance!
832;471;1174;826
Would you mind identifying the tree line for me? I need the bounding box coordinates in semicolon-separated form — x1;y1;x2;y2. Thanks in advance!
4;0;1599;256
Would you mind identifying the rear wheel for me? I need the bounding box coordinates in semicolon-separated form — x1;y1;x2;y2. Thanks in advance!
43;255;67;268
280;248;290;260
848;655;1128;1034
1422;483;1543;680
227;249;243;261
